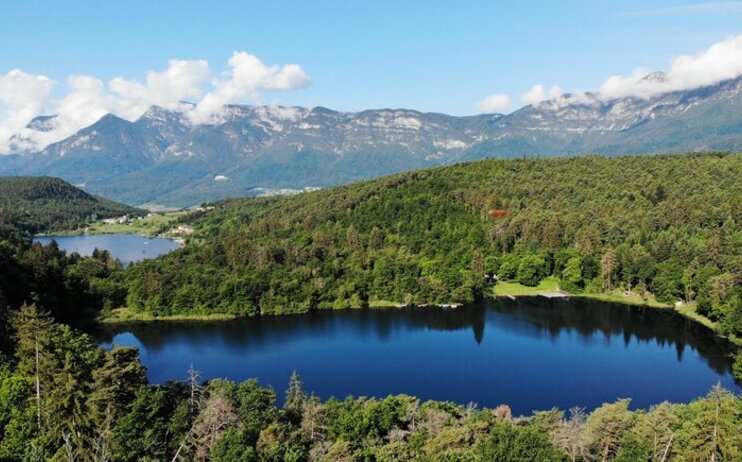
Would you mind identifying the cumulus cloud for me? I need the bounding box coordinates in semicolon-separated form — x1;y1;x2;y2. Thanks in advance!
476;34;742;113
476;93;511;113
521;84;563;105
189;51;311;124
110;59;210;115
0;70;54;151
598;34;742;99
0;53;310;153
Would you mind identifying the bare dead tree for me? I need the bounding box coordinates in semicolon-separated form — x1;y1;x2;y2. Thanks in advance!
301;394;326;442
552;407;591;462
190;391;238;461
187;364;203;414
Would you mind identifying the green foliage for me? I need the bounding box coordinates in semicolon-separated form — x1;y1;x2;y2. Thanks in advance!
123;153;742;343
517;254;548;287
733;352;742;386
0;176;144;234
1;314;742;461
0;233;127;345
475;420;565;461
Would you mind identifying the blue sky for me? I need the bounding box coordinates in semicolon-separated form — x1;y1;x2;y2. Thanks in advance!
2;0;742;117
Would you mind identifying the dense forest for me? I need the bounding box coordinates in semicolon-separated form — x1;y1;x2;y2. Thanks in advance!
0;228;128;353
1;155;741;460
125;153;742;341
0;176;143;234
0;306;740;461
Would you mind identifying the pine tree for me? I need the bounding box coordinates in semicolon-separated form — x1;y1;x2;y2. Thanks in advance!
13;303;54;435
587;399;633;462
682;385;740;462
88;346;147;426
601;248;617;290
284;370;305;420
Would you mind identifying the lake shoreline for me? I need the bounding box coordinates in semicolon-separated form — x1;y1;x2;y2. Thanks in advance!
34;210;188;238
94;297;740;414
33;233;183;267
99;292;741;348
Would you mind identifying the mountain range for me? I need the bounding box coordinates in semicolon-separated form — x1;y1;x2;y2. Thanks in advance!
2;72;742;207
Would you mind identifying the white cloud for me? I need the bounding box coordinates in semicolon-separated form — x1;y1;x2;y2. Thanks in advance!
0;52;310;153
522;84;563;105
475;34;742;111
188;52;311;124
0;70;54;151
598;34;742;99
109;59;210;115
476;93;511;113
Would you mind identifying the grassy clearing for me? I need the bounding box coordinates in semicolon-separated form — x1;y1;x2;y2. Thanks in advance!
574;291;670;308
493;277;669;308
368;300;402;308
493;277;560;296
101;307;238;324
492;278;742;344
68;211;187;236
675;302;717;330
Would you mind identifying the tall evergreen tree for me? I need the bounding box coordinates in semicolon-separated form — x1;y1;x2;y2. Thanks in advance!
12;304;53;435
284;371;305;421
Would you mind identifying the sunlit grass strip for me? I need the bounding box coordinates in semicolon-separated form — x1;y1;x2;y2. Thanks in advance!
101;307;238;324
492;277;560;296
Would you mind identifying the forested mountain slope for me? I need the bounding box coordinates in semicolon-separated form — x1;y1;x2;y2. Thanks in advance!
0;176;143;234
126;152;742;339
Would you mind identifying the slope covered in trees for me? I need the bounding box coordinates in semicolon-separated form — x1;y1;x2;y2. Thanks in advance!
1;307;740;461
125;152;742;340
0;176;143;234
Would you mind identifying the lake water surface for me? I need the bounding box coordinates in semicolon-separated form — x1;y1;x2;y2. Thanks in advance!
93;298;740;415
34;233;181;265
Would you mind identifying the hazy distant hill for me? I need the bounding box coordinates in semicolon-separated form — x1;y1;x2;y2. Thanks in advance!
0;176;144;234
4;74;742;206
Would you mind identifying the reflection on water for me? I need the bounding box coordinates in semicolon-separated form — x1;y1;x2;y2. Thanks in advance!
91;298;739;414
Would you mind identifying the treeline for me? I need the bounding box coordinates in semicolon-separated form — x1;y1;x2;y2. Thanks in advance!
0;176;143;234
1;307;740;461
125;153;742;338
0;228;127;352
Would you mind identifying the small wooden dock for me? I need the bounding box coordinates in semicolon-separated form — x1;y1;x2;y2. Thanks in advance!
538;291;570;299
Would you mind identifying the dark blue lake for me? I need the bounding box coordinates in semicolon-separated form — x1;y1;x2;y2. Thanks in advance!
92;298;740;415
33;234;181;266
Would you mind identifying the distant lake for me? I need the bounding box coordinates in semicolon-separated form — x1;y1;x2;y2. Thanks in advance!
34;233;181;265
92;298;740;415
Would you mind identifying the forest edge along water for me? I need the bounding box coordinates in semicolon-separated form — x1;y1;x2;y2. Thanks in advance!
32;233;182;266
90;297;740;416
32;233;741;415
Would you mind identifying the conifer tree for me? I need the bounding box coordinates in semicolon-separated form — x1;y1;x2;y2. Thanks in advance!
284;370;306;421
13;303;53;434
